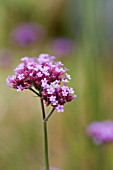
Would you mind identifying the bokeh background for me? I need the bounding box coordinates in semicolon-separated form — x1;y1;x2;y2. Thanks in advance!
0;0;113;170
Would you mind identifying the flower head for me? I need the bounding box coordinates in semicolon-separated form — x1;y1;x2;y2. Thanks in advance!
10;23;45;47
86;120;113;145
6;53;76;112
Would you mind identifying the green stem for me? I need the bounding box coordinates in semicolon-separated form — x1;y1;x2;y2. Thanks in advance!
29;88;50;170
40;98;46;120
40;98;50;170
44;107;55;121
43;121;50;170
29;87;40;97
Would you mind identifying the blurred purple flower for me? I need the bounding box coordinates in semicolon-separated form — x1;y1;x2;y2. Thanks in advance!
86;120;113;145
0;49;12;68
49;38;74;57
10;23;45;47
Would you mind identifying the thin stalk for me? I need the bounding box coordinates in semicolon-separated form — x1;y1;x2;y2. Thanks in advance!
40;98;50;170
43;121;49;170
29;87;40;97
29;88;50;169
44;107;55;121
40;98;46;120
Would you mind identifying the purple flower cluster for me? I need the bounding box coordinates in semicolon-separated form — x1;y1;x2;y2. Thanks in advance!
10;23;45;46
6;54;76;112
86;120;113;144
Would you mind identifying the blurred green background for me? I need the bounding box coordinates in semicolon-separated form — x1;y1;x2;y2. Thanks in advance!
0;0;113;170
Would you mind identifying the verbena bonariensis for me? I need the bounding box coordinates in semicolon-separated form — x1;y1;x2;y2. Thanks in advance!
6;53;77;170
6;54;77;113
10;23;45;47
86;120;113;145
